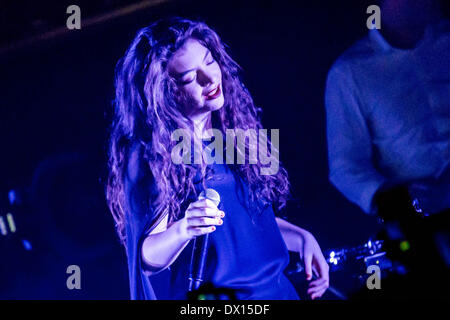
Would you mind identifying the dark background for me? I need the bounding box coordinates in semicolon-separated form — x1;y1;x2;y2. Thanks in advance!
0;0;395;299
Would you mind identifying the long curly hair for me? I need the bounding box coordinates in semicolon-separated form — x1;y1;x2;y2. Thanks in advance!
106;17;291;245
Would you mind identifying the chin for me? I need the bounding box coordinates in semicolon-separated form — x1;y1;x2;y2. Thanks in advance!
209;103;224;112
206;97;225;112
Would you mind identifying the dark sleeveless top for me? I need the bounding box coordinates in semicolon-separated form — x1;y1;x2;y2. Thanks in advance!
123;143;299;300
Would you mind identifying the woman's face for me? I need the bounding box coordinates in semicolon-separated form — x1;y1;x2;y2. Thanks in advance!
168;38;224;120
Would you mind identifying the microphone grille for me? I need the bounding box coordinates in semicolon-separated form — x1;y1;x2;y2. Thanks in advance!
199;188;220;206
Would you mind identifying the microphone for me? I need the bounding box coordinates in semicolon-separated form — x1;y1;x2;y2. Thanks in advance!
188;188;220;292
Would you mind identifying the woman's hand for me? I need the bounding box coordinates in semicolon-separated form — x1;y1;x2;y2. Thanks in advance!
276;218;330;300
297;229;330;300
142;199;224;273
176;198;225;241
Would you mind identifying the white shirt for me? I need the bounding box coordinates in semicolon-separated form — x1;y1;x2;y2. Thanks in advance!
325;20;450;213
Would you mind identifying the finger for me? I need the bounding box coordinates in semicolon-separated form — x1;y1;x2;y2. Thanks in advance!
311;288;328;300
310;291;325;300
188;225;217;237
308;277;327;288
311;270;328;287
307;285;328;299
313;256;330;280
307;285;326;296
304;251;313;281
190;198;218;209
308;283;328;298
188;216;223;227
187;207;223;218
308;278;329;294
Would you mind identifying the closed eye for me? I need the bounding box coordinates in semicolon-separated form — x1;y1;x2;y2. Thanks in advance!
178;57;216;85
180;78;194;85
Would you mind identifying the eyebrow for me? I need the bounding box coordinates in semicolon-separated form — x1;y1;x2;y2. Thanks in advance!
176;50;210;78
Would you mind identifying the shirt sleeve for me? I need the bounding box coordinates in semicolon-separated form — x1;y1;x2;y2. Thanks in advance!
122;142;166;300
325;61;387;214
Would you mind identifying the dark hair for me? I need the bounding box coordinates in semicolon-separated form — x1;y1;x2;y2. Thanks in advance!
106;17;291;244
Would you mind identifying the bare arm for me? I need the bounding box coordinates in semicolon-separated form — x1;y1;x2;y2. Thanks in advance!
276;217;307;252
276;217;330;299
141;199;225;275
141;215;191;274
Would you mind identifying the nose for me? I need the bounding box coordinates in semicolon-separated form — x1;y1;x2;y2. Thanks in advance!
197;68;215;87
